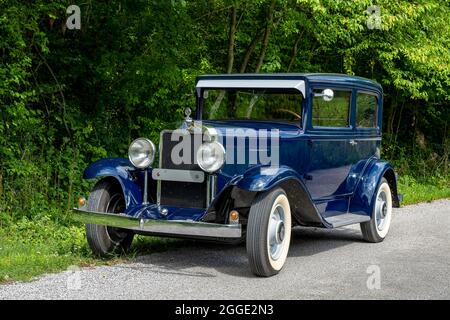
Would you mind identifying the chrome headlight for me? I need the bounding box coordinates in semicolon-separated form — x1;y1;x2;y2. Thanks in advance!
196;141;226;173
128;138;156;169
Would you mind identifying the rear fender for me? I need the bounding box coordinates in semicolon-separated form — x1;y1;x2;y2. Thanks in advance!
83;158;145;208
349;160;400;217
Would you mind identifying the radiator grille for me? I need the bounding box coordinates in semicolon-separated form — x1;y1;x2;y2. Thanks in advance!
158;130;207;208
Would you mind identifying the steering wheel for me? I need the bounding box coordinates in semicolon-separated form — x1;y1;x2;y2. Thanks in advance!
277;108;302;120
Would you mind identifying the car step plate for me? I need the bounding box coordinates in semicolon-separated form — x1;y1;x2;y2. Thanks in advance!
325;213;370;228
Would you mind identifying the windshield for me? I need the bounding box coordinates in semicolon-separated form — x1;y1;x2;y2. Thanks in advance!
200;89;303;124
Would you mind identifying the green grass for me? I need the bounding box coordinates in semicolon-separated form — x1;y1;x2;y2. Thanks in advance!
0;216;90;282
0;175;448;284
0;214;185;283
397;174;450;205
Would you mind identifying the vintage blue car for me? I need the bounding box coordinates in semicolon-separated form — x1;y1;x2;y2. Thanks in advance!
74;73;402;277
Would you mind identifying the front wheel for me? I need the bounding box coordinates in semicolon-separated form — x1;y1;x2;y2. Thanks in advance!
246;187;292;277
360;177;393;243
85;179;134;257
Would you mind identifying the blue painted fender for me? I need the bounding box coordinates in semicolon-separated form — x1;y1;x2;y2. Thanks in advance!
232;165;304;192
349;160;399;217
230;165;327;227
83;158;144;208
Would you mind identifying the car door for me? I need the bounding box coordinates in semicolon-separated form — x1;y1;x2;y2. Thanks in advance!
345;90;381;193
304;88;354;205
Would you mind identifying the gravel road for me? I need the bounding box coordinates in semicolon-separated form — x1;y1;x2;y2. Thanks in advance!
1;199;449;300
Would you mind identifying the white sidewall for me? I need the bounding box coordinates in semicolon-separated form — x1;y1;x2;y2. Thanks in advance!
266;194;292;271
375;182;392;238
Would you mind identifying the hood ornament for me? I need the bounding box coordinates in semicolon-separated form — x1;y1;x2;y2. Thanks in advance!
181;107;197;131
184;107;192;123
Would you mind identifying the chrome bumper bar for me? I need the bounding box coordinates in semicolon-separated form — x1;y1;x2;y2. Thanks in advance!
72;208;241;238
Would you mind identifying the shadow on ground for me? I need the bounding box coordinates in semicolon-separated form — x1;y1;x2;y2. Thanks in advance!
112;226;364;279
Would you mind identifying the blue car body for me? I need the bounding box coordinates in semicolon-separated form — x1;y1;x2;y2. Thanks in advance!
81;73;401;234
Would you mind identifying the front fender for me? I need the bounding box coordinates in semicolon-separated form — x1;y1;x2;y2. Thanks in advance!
229;165;327;227
349;160;399;217
232;165;304;192
83;158;144;208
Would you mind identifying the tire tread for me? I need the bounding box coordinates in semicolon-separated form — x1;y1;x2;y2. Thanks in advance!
85;179;134;257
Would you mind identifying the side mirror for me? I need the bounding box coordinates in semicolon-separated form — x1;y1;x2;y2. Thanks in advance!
314;88;334;102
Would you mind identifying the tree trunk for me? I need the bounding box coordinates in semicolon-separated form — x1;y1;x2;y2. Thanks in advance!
254;0;276;73
239;30;264;73
387;95;398;135
287;31;304;72
0;172;3;202
210;7;237;118
226;6;237;74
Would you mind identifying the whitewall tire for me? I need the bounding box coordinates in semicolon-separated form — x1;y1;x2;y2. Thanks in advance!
247;187;292;277
361;177;393;242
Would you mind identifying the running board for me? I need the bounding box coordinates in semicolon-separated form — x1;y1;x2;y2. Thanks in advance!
324;213;370;228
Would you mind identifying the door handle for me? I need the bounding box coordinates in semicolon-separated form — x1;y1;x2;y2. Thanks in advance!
349;139;358;146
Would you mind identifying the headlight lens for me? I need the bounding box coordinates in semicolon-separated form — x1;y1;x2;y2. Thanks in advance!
128;138;156;169
197;141;226;173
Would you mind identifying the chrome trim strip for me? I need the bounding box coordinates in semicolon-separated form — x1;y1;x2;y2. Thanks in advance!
73;208;241;238
307;137;382;142
207;175;217;206
156;130;170;206
152;169;205;183
206;174;210;206
143;170;149;204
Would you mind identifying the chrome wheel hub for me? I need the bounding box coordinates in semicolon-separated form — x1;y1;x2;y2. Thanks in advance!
376;191;388;231
380;201;387;218
276;221;285;243
268;205;286;260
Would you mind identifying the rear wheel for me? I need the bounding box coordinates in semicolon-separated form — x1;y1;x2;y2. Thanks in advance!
360;178;393;243
85;179;134;257
246;187;292;277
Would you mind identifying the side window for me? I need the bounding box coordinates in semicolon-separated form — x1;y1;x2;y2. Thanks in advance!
312;90;351;127
356;93;377;128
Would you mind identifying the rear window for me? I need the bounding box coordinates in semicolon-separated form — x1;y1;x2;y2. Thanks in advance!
356;93;378;128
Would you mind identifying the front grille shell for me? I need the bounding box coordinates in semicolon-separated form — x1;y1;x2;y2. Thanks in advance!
157;130;210;208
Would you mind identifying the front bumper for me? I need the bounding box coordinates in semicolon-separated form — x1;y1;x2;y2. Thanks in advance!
72;208;242;239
